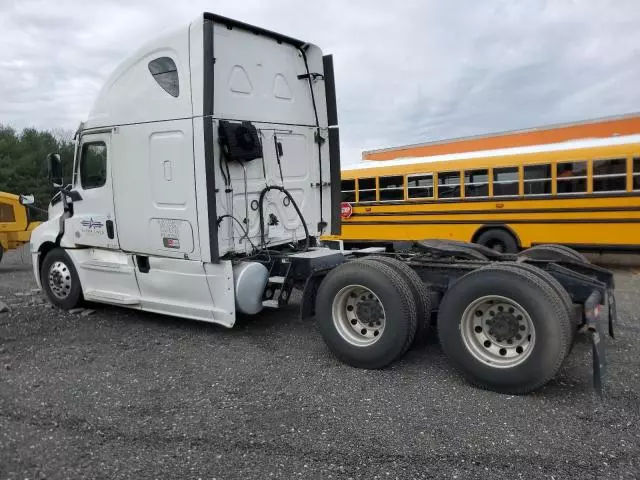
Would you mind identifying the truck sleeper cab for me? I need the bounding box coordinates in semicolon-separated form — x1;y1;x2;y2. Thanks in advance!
30;13;615;395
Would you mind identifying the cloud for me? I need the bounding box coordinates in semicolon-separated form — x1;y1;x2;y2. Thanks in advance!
1;0;639;163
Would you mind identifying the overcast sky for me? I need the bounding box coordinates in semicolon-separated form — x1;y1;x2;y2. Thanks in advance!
1;0;640;163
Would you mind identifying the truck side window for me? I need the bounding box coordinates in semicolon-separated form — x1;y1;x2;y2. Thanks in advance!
148;57;179;97
80;142;108;190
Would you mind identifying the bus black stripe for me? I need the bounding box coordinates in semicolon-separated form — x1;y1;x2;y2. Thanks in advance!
349;206;640;217
344;218;640;225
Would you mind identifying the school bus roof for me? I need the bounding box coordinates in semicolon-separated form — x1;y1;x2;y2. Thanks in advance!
362;113;640;161
344;133;640;174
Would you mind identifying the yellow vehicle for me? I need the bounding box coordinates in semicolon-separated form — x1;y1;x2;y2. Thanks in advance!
0;192;40;263
324;134;640;253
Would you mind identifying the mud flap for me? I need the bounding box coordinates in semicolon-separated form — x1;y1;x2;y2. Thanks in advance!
585;290;607;397
299;275;324;321
607;288;617;339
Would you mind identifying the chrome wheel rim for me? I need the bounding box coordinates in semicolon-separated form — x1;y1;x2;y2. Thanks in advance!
460;295;535;368
332;285;385;347
48;261;72;300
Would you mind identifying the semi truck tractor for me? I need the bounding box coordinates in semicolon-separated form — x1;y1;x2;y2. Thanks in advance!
30;13;615;394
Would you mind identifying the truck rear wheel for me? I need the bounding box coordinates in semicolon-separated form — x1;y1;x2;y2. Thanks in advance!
360;256;432;344
40;248;83;310
481;262;577;354
520;244;588;263
315;260;417;369
437;266;572;394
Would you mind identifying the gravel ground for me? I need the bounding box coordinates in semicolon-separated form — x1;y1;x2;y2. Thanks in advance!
1;247;639;479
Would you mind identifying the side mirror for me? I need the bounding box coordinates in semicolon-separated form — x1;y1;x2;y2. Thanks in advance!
19;194;35;206
46;153;63;183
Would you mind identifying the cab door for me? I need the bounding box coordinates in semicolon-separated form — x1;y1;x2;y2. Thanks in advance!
68;132;119;249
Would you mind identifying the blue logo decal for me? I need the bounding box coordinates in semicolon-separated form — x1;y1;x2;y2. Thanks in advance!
81;218;104;229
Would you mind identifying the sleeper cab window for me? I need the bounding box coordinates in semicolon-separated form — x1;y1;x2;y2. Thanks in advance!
80;142;108;190
523;164;551;195
148;57;179;97
593;158;627;192
341;179;356;202
438;171;461;199
556;161;587;194
357;177;376;202
407;174;433;199
493;167;519;196
379;175;404;201
464;169;488;197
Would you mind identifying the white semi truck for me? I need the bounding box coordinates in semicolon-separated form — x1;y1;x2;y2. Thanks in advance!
30;13;615;394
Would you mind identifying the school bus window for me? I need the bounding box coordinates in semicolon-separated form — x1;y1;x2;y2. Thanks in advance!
438;171;461;199
593;158;627;192
634;157;640;190
493;167;519;196
357;177;376;202
464;169;489;197
407;174;433;199
379;175;404;201
341;179;356;202
523;164;551;195
0;202;15;223
557;161;587;194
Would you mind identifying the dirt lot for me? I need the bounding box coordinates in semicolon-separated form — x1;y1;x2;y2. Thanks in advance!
1;248;639;480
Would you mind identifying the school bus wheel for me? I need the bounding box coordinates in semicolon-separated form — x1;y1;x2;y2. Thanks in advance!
315;260;418;369
474;228;519;254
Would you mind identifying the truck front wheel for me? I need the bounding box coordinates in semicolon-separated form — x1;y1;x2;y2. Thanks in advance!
40;248;83;310
315;260;418;369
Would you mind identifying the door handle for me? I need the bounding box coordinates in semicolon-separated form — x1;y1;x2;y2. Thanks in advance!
106;220;114;239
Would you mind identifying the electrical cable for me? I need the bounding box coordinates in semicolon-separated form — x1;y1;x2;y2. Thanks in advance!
216;214;257;251
258;186;310;252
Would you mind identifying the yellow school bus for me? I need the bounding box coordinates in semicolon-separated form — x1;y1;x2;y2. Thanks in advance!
0;192;40;263
324;134;640;252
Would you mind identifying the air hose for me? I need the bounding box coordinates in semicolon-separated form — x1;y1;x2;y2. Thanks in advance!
258;186;310;252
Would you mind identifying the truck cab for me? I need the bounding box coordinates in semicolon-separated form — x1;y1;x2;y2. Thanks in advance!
30;13;341;326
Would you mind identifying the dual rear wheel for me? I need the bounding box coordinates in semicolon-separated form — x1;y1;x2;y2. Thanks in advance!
316;257;574;394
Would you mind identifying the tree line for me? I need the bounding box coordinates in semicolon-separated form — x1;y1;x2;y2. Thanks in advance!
0;125;75;213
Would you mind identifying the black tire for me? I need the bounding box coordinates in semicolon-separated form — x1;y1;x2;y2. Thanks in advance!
519;244;588;263
437;265;572;394
0;245;4;263
361;256;432;344
481;262;577;354
40;248;83;310
475;228;518;254
315;260;418;369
